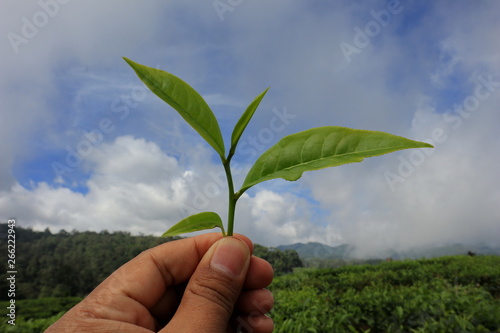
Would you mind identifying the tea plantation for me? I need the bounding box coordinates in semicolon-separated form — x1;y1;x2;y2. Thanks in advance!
2;255;499;332
270;255;500;332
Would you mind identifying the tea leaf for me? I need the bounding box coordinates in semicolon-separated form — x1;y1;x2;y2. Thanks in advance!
230;88;269;155
162;212;225;237
241;126;433;192
123;58;225;158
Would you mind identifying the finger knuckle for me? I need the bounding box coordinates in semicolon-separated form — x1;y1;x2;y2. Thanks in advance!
187;273;236;316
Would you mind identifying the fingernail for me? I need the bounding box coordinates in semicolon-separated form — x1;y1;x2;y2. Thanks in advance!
211;237;249;277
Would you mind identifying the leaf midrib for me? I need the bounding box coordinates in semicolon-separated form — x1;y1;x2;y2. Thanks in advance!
263;143;411;178
141;71;222;152
145;73;203;127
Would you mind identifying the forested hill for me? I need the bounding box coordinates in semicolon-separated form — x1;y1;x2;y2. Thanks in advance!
0;224;302;300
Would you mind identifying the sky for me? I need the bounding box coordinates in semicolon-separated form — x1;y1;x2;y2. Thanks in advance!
1;0;499;257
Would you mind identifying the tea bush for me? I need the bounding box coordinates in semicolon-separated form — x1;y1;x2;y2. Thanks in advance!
270;255;500;332
0;297;81;332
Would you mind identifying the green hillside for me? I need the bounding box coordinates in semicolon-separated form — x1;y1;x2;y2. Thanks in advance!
1;254;498;332
270;255;500;332
2;224;499;332
0;224;302;300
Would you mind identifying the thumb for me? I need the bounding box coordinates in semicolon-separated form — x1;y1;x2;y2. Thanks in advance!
163;237;251;332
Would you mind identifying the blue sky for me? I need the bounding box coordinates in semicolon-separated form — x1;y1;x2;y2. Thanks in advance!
1;1;499;256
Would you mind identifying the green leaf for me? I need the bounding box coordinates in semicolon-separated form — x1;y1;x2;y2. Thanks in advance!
123;57;225;158
230;87;269;155
240;126;433;193
162;212;225;237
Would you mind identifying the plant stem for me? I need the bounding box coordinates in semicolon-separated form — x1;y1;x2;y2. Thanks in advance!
223;155;237;236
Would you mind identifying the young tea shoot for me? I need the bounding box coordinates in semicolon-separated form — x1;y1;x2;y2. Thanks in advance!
124;57;433;237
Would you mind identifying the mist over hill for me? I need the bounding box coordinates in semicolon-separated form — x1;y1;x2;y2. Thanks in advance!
277;242;500;261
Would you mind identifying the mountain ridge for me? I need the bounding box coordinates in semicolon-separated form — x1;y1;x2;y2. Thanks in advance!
277;242;500;260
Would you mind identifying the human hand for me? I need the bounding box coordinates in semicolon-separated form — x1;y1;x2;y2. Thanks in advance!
46;233;274;332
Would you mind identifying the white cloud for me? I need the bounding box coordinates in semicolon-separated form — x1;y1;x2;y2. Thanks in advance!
302;73;500;256
0;134;334;246
1;1;499;252
0;1;166;190
0;136;190;233
236;189;336;246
